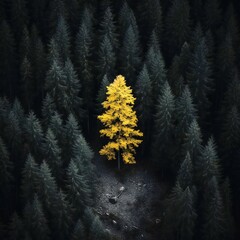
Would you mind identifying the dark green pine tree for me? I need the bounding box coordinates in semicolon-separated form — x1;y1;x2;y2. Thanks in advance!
63;58;82;116
136;0;163;42
96;74;110;113
151;81;175;172
196;137;220;186
24;112;45;158
54;15;71;65
97;35;116;80
222;178;235;240
72;134;96;198
89;216;108;240
42;94;57;129
8;0;28;41
21;154;39;202
66;159;92;213
0;137;12;190
45;59;67;110
183;119;203;166
65;0;80;34
148;29;160;54
221;105;240;152
72;219;86;240
224;3;239;59
163;183;197;240
19;26;30;62
120;24;141;85
135;64;153;152
30;33;46;103
179;42;191;80
8;212;24;240
20;57;34;110
75;19;93;130
187;37;213;123
203;0;221;31
201;176;225;240
29;194;50;240
0;20;17;97
165;0;190;58
146;45;166;102
12;98;25;125
5;107;23;153
49;111;64;148
119;1;139;41
177;152;193;190
48;0;66;37
190;23;203;51
63;113;81;164
175;85;197;144
99;6;118;50
37;161;58;213
52;190;72;240
43;129;62;182
168;56;184;97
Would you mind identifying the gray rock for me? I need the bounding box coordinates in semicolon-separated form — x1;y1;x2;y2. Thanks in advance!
109;196;117;204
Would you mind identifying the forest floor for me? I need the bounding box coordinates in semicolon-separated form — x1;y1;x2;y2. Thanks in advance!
94;156;169;240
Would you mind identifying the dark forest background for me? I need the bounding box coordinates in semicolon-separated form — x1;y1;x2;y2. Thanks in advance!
0;0;240;239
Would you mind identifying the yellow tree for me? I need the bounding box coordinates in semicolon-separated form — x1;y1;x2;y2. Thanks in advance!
98;75;143;169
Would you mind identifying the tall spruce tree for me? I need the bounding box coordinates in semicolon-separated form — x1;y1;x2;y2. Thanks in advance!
29;194;50;240
151;81;175;171
120;24;141;85
72;219;86;240
201;176;225;240
165;0;190;58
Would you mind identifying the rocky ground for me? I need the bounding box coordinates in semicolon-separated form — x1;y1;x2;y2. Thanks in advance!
94;157;169;240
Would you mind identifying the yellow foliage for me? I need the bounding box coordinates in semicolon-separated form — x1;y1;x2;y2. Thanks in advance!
98;75;143;166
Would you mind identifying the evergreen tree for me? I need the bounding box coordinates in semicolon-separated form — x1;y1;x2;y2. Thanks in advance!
175;85;197;143
187;37;213;122
45;59;66;109
20;57;34;110
8;212;24;240
75;19;93;128
120;24;141;84
97;35;116;80
196;137;220;186
21;154;39;201
54;15;71;65
53;190;72;240
135;64;153;149
96;74;110;113
119;1;139;41
203;0;221;30
8;0;28;41
0;137;12;189
43;129;62;181
24;112;44;157
72;219;86;240
151;81;175;171
183;119;202;166
165;0;190;57
89;216;108;240
62;58;82;115
163;183;197;240
222;178;235;240
146;46;167;102
19;26;30;62
0;20;17;97
99;6;118;50
42;94;57;129
63;113;81;163
177;152;193;190
66;159;92;212
202;176;225;240
29;195;50;240
37;161;58;213
221;106;240;151
49;112;64;147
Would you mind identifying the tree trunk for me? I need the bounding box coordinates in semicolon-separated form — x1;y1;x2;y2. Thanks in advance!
118;150;121;170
